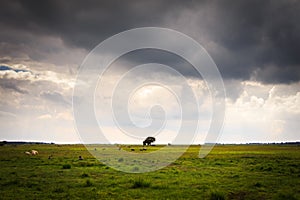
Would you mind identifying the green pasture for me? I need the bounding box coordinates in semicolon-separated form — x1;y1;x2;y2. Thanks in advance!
0;144;299;199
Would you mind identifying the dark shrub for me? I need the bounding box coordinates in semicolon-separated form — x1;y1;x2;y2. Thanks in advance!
81;173;89;178
62;164;71;169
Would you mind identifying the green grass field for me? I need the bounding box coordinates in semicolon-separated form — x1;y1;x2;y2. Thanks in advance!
0;144;299;199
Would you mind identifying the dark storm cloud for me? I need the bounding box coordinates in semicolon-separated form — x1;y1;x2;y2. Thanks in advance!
202;0;300;83
111;49;200;78
0;0;178;48
0;0;299;83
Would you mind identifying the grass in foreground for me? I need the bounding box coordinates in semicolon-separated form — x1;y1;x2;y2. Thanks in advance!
0;144;299;199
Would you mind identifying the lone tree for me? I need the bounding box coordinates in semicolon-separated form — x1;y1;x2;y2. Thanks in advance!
143;137;156;146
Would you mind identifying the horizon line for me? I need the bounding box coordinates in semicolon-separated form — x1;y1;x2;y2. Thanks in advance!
1;140;299;145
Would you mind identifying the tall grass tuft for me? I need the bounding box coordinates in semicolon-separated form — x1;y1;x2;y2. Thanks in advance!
210;191;225;200
131;178;151;188
85;179;93;187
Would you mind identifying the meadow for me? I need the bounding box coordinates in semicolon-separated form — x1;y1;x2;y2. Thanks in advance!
0;144;299;199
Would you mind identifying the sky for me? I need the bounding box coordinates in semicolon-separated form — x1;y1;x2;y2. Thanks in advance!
0;0;299;144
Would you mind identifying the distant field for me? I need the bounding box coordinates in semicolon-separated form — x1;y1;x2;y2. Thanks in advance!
0;144;299;199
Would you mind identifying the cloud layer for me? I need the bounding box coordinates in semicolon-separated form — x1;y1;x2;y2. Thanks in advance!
1;0;299;83
0;0;299;143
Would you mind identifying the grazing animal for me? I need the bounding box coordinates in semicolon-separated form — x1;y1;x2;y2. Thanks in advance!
131;148;135;151
25;151;31;155
79;156;83;160
31;150;38;155
143;136;156;146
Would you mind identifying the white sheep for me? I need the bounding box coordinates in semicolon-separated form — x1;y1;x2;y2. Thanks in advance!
31;150;39;155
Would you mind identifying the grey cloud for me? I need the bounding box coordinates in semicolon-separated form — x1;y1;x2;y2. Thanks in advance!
40;91;71;106
0;0;175;49
165;0;300;83
0;65;31;93
110;49;200;78
0;79;28;94
0;0;299;83
211;1;300;83
0;57;12;63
